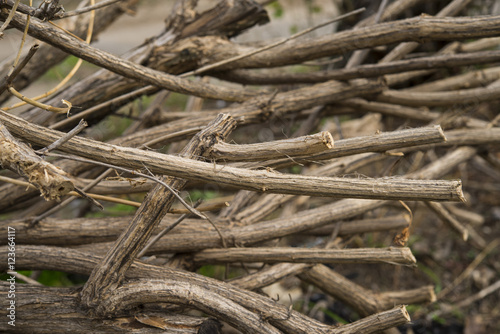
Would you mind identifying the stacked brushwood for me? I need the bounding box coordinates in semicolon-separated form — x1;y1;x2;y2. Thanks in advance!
1;0;499;333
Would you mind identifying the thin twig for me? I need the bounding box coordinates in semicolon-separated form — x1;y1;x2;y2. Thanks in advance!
60;0;123;18
141;163;227;248
345;0;388;68
43;152;206;219
137;200;203;258
30;167;112;224
0;174;229;214
181;7;366;77
72;187;104;210
4;0;96;111
0;44;39;95
37;119;88;155
2;0;33;95
437;238;500;300
8;86;72;114
0;0;21;35
426;201;469;241
6;271;42;285
0;174;136;210
429;280;500;320
49;86;157;130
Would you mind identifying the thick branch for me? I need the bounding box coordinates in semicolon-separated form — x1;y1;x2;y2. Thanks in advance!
98;279;282;334
184;15;500;70
0;214;409;247
0;282;207;333
0;246;334;334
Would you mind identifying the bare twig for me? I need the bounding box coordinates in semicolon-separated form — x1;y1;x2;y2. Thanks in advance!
42;152;206;219
0;44;39;95
49;86;157;130
60;0;123;18
437;239;500;300
7;86;72;114
37;119;87;155
192;247;417;266
0;0;20;35
6;271;42;286
426;201;469;241
138;200;203;258
0;175;132;209
345;0;388;68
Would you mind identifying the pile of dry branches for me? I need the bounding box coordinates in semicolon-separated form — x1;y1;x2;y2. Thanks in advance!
1;0;499;333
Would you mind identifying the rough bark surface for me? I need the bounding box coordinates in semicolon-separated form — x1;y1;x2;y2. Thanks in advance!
1;0;499;333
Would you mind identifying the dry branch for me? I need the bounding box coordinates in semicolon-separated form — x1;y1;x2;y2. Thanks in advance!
0;282;208;333
0;110;464;201
1;0;498;332
185;15;500;70
0;0;140;105
75;199;386;255
192;246;416;265
379;0;473;63
0;10;257;102
98;279;283;334
377;83;500;107
259;125;447;168
0;214;409;247
214;49;500;84
0;44;39;96
305;215;410;236
334;306;410;334
299;264;434;318
80;114;237;314
210;131;334;161
0;121;73;200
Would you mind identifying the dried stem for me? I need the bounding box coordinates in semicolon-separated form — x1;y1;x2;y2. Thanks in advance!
211;131;334;161
0;122;73;200
60;0;123;18
192;247;416;265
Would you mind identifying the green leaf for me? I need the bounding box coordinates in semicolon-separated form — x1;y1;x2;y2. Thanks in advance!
270;2;284;18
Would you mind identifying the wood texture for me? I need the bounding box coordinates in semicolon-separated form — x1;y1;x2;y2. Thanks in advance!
0;122;73;200
0;110;464;202
192;246;416;265
2;0;496;332
80;114;237;314
210;131;334;161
